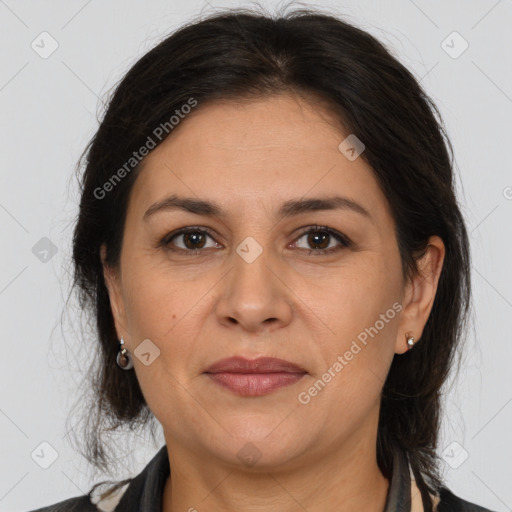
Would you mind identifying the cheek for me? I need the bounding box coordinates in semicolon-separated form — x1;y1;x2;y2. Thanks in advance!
293;344;391;447
308;260;400;387
315;258;398;332
297;313;397;437
120;259;213;379
122;259;198;337
120;265;203;411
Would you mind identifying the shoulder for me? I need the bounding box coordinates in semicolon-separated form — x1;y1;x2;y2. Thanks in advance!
26;479;131;512
24;445;167;512
437;486;498;512
25;494;97;512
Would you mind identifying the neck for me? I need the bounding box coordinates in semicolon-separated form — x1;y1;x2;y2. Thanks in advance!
162;431;390;512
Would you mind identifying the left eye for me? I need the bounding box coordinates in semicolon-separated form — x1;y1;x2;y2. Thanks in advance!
292;227;351;254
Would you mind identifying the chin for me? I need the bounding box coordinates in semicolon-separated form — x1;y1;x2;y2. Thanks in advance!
206;421;310;471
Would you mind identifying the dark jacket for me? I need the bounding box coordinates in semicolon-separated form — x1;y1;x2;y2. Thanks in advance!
28;445;496;512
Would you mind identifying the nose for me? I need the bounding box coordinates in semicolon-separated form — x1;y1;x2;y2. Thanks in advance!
215;245;294;334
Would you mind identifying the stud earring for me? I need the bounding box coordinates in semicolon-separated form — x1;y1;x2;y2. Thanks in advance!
116;336;133;370
406;333;415;350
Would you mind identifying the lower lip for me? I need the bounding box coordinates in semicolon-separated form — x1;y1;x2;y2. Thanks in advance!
205;372;306;396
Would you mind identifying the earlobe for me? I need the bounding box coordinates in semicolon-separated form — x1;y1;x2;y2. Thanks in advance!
395;236;445;354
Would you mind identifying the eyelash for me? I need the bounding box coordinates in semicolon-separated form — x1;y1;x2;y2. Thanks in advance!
160;225;352;256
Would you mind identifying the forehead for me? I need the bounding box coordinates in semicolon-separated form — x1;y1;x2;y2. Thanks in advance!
148;93;349;163
127;93;391;225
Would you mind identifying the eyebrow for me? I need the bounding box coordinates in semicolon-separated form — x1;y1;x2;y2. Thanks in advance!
143;194;372;222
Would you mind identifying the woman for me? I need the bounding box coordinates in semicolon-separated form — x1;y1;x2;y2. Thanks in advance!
31;6;496;512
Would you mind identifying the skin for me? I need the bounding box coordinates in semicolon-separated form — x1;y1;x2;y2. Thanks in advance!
101;92;445;512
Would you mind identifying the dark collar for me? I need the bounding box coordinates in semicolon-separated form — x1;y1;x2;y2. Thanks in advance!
384;448;413;512
112;445;170;511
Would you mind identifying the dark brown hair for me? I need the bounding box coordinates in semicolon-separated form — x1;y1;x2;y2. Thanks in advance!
69;5;471;509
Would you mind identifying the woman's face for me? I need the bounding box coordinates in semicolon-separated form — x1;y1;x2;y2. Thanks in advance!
103;92;443;471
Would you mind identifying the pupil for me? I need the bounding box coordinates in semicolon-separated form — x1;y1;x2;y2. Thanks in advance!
185;233;205;249
309;232;328;249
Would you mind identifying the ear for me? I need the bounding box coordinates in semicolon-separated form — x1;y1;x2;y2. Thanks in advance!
100;243;127;339
395;235;445;354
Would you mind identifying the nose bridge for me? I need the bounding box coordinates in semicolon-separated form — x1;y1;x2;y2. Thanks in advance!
215;232;293;331
231;234;276;300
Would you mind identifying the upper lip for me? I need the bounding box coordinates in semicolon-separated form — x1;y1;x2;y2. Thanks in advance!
204;356;307;374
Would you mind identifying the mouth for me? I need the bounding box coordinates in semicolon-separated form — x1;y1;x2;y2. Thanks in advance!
204;356;308;396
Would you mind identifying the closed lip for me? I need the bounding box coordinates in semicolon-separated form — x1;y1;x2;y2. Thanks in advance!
204;356;307;374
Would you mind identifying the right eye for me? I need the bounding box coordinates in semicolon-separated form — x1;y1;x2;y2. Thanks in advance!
161;227;222;254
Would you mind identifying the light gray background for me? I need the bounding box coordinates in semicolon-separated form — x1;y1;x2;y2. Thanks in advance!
1;1;511;511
